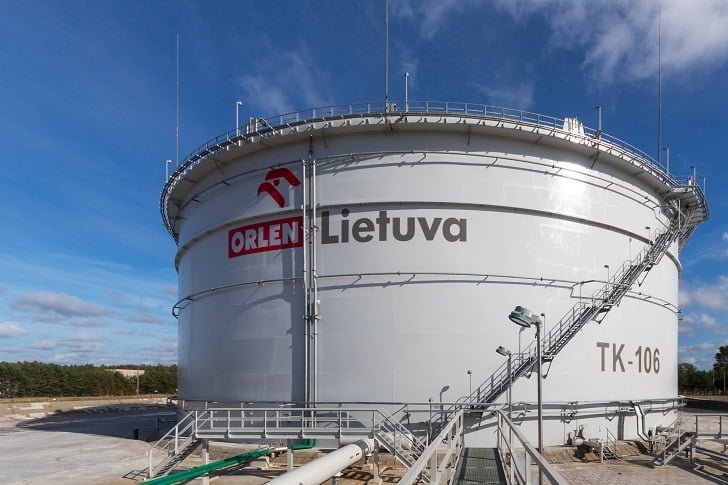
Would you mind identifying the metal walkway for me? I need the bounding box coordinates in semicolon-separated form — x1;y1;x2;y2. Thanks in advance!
453;448;506;485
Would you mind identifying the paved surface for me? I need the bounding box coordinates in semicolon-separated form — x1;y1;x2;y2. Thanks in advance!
0;403;175;485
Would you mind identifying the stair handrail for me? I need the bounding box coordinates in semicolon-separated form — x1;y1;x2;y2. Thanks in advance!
461;221;680;409
148;410;200;478
605;427;618;460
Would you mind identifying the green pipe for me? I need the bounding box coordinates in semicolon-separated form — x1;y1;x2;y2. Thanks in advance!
141;440;316;485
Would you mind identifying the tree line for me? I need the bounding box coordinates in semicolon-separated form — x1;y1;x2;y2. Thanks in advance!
0;362;177;398
678;345;728;395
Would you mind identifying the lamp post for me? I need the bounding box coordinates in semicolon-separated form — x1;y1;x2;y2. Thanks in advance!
439;385;450;424
594;105;602;138
496;346;513;420
165;159;173;180
467;369;472;397
235;100;243;136
427;397;433;444
663;146;670;174
404;72;410;111
508;306;544;456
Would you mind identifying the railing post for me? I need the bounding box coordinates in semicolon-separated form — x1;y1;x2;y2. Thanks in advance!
525;451;531;484
430;448;438;484
720;415;723;438
148;449;153;478
174;422;179;454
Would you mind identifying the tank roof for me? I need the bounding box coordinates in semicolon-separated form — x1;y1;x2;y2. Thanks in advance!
161;101;708;247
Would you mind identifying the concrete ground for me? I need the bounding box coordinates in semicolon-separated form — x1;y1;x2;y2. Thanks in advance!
0;400;174;485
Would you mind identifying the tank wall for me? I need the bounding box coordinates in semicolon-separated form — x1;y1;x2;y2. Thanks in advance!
174;126;680;443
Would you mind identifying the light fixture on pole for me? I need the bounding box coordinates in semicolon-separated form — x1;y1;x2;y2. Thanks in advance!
663;146;670;174
496;346;513;420
165;159;173;180
594;105;602;138
404;72;410;111
235;101;243;136
508;306;544;455
439;385;450;424
467;369;472;397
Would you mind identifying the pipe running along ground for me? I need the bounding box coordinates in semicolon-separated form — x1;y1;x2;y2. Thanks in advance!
141;440;316;485
265;439;374;485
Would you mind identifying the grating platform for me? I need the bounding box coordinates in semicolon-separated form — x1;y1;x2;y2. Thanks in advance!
453;447;507;485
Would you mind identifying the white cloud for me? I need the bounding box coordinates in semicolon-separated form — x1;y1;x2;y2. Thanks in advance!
722;232;728;241
682;275;728;311
238;44;331;116
0;322;26;338
681;313;727;337
392;0;477;40
29;339;57;350
476;82;535;110
11;291;112;319
679;342;718;369
494;0;728;82
127;312;164;325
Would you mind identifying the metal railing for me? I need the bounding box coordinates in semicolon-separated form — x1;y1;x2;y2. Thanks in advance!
148;410;198;478
458;221;680;411
399;409;465;485
693;413;728;440
160;100;708;240
153;403;427;472
652;417;694;466
603;427;619;462
495;410;568;485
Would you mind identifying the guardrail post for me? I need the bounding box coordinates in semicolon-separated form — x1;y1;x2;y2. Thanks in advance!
174;422;179;454
431;449;438;484
720;415;723;439
695;415;698;437
525;452;531;484
148;449;153;478
264;410;268;437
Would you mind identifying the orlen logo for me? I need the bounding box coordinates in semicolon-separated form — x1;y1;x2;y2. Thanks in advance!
257;168;301;208
228;216;303;258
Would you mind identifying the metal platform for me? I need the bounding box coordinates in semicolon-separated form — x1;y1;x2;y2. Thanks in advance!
453;448;507;485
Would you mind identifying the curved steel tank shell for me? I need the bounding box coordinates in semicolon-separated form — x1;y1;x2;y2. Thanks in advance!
170;116;689;428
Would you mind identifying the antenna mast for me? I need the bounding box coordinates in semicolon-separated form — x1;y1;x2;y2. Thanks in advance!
176;34;180;167
384;0;389;110
657;4;662;166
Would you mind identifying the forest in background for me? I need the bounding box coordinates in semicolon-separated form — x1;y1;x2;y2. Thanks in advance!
1;348;726;398
0;362;176;398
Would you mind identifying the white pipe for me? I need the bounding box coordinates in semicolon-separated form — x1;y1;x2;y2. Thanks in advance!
266;440;373;485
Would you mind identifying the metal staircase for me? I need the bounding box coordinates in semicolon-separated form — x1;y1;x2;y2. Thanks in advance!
374;415;428;473
147;411;199;479
652;420;696;467
460;220;681;410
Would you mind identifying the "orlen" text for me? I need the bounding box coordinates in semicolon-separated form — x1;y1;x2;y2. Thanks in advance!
228;216;303;258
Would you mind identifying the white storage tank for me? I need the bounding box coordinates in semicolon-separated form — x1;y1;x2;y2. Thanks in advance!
162;102;707;445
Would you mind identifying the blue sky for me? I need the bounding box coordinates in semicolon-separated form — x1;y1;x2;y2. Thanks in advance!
0;0;726;368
